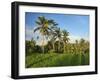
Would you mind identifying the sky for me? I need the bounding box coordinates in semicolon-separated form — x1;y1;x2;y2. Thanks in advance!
25;12;89;45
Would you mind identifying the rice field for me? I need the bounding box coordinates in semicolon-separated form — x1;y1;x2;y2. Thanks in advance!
25;53;89;68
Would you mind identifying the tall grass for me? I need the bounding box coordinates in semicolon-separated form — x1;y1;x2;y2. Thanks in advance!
25;53;89;68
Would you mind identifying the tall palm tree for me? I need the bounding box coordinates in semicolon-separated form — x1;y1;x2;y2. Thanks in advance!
34;16;53;54
53;27;62;53
48;22;58;52
62;30;69;53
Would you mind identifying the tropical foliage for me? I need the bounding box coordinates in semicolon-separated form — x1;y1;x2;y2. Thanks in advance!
25;16;89;68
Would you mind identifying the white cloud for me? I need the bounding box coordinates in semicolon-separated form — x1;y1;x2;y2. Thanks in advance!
25;26;40;40
25;27;34;40
36;37;48;46
25;26;48;46
69;35;89;43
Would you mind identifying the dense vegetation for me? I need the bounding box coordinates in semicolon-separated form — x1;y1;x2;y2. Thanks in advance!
25;16;89;68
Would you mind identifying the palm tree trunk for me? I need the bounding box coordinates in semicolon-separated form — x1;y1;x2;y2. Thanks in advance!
42;35;44;54
52;42;55;52
64;42;66;53
58;40;60;53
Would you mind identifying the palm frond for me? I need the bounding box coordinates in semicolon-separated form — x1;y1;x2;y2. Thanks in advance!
35;21;41;25
34;27;41;33
38;16;45;24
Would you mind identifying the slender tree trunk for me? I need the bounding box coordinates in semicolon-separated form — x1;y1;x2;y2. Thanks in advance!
63;42;66;53
75;46;77;54
58;40;60;53
52;42;55;52
42;35;44;54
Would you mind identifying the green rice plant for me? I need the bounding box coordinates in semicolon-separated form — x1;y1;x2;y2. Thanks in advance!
25;53;89;68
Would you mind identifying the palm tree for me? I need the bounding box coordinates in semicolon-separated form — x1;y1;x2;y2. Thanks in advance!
75;40;78;45
75;40;78;54
45;20;58;53
49;37;56;52
62;30;69;53
53;27;62;53
34;16;53;54
79;38;85;54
